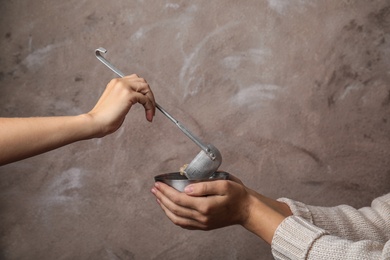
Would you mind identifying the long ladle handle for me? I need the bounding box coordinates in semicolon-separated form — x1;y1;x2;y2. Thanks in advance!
95;47;215;160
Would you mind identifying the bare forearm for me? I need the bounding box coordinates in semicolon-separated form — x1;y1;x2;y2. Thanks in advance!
0;75;156;166
243;189;292;244
0;115;95;165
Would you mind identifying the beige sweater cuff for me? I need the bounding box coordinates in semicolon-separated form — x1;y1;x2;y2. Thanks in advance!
271;216;328;260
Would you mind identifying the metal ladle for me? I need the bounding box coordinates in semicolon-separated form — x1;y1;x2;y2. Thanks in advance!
95;47;222;180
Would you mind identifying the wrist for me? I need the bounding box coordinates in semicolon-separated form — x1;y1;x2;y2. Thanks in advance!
240;189;263;233
242;189;289;244
78;113;102;139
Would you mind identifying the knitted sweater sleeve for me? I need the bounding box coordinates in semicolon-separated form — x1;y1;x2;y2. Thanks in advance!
271;193;390;259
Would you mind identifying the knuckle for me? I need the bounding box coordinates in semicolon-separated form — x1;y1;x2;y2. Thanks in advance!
109;78;121;85
170;195;182;205
111;78;122;84
171;218;190;229
198;204;211;215
200;183;209;194
138;77;146;82
170;207;181;216
109;78;126;90
171;217;182;226
197;215;210;225
220;180;230;190
181;224;194;230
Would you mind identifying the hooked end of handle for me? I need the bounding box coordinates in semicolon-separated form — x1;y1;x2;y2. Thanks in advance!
95;47;107;57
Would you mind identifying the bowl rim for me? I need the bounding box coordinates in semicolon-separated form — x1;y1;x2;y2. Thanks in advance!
154;171;229;181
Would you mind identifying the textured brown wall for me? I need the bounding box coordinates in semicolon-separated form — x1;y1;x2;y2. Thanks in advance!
1;1;390;259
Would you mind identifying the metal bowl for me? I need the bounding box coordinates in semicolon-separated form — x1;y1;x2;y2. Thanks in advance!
154;172;230;192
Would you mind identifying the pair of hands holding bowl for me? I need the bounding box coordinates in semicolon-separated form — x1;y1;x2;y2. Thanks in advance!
151;173;292;245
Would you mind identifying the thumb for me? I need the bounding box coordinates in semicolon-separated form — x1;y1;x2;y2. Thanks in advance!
184;180;227;197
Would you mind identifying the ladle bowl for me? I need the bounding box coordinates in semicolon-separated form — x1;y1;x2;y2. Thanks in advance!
183;143;222;180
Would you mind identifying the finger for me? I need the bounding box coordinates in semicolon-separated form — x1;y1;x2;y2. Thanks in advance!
142;88;156;116
154;182;208;214
152;183;229;229
126;80;151;94
122;75;149;93
153;182;197;209
124;74;150;87
121;75;157;113
133;94;156;121
153;183;203;221
124;89;155;122
123;78;156;116
136;83;156;111
157;199;207;230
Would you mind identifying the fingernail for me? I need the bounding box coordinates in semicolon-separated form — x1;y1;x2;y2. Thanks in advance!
154;182;160;188
184;185;193;194
151;188;156;194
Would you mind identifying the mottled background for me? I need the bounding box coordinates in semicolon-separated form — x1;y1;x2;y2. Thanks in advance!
1;0;390;259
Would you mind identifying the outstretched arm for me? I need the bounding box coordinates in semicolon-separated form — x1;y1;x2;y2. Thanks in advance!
0;74;156;166
152;176;390;259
